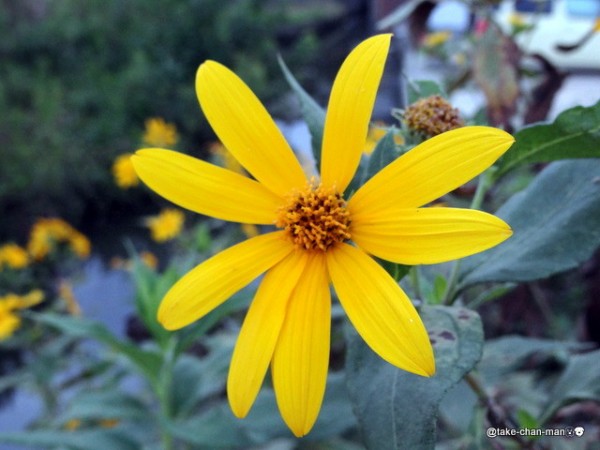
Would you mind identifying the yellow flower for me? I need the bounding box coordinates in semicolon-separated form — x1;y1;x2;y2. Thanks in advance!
132;34;513;436
99;418;119;428
27;218;91;261
145;208;185;242
0;305;21;340
422;31;451;49
64;419;81;431
142;117;178;147
0;290;44;340
363;122;404;155
508;13;526;28
59;280;82;316
139;251;158;269
0;243;29;270
69;233;91;259
112;153;139;188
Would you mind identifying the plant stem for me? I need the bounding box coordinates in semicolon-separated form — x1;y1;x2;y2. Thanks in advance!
442;169;494;304
410;266;423;300
157;335;178;450
464;372;532;448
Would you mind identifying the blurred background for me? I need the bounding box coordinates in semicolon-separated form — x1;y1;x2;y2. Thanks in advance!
1;0;599;447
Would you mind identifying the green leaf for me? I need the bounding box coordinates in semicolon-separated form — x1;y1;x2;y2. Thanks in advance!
174;289;251;356
60;390;148;423
459;159;600;287
497;101;600;176
170;372;355;447
540;349;600;424
0;429;139;450
278;55;325;171
362;130;402;184
479;336;587;383
170;336;233;416
346;128;402;197
169;405;254;448
31;312;163;384
406;80;446;105
130;257;176;346
516;409;539;429
376;257;411;283
345;305;483;450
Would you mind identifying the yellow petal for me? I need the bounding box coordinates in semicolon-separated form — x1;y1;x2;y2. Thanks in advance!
157;232;293;330
349;126;514;214
327;244;434;376
133;149;281;224
227;250;308;418
196;61;307;196
351;207;512;265
321;34;391;192
271;253;330;437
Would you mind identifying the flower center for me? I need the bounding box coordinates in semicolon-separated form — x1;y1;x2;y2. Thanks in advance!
276;182;351;252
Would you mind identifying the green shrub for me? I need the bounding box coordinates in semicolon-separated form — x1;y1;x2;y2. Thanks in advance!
0;0;325;238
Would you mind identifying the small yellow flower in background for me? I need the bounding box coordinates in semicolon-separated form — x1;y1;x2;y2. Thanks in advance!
70;233;91;259
240;223;259;239
508;13;526;28
139;251;159;269
143;117;178;147
145;208;185;243
110;251;158;270
210;141;245;175
422;31;451;49
99;418;120;428
211;142;260;238
64;419;81;431
363;122;404;155
27;218;91;261
0;305;21;341
58;280;82;316
0;290;44;340
112;153;139;188
132;34;513;436
0;243;29;270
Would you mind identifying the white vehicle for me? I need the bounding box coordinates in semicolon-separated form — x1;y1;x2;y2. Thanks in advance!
494;0;600;69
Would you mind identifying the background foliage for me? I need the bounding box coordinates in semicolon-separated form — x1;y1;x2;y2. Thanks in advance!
0;0;346;240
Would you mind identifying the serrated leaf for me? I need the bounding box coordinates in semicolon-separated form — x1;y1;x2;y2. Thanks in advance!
540;349;600;424
459;160;600;287
497;101;600;176
345;305;483;450
278;56;325;171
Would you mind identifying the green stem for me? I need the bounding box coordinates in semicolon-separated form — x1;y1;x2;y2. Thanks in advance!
410;266;423;300
442;169;494;305
465;372;531;448
157;335;178;450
